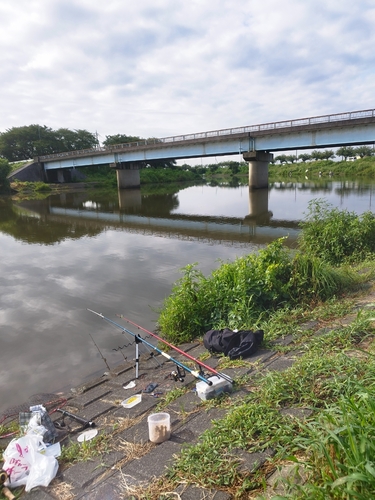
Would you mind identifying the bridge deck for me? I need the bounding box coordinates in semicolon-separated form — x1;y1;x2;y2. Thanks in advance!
38;108;375;165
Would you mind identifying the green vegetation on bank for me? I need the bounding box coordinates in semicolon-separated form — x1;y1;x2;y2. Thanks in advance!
76;155;375;186
152;201;375;499
157;240;356;344
299;199;375;265
76;164;203;187
270;156;375;179
169;311;375;499
157;200;375;344
0;158;11;192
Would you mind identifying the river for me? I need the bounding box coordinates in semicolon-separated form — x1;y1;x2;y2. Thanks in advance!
1;178;374;414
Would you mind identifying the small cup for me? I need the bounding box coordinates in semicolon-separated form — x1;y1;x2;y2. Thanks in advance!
147;412;171;443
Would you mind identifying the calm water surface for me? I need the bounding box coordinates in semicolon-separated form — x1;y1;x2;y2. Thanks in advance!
1;179;374;413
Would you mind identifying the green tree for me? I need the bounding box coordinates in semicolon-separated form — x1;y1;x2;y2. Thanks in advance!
103;134;142;146
298;153;311;162
336;146;356;160
54;128;98;152
0;158;11;190
0;125;54;160
275;154;288;164
321;149;335;160
310;150;325;161
354;145;373;158
285;154;297;163
0;125;98;161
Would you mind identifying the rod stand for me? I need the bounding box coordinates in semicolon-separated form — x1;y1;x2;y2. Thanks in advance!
134;335;142;379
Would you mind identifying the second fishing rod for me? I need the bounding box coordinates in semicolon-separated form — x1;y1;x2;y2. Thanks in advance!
88;309;213;386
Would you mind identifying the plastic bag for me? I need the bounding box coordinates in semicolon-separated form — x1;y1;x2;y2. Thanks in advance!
3;434;58;492
19;404;57;443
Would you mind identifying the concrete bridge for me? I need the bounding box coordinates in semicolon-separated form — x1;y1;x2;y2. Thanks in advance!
13;108;375;189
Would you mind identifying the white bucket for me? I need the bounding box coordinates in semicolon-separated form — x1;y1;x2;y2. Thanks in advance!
147;412;171;443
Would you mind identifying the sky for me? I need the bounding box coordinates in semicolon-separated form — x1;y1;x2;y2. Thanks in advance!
1;0;375;146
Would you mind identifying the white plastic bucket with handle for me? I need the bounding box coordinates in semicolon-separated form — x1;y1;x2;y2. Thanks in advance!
147;413;171;443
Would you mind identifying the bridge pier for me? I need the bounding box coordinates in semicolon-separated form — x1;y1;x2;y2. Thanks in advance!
118;188;142;209
112;162;141;189
243;151;273;189
244;188;273;225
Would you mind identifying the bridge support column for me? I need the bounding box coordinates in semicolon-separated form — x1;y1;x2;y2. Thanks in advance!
118;188;142;209
111;162;141;189
243;151;273;189
244;188;273;225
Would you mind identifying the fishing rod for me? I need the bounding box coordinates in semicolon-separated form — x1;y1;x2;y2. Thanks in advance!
117;314;233;384
56;409;95;429
88;309;213;386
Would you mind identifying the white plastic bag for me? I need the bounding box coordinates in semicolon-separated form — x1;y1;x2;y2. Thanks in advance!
3;434;58;492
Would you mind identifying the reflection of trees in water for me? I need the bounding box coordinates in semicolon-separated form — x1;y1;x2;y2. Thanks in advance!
334;182;375;198
0;199;14;223
270;181;333;193
138;194;179;215
49;189;180;216
0;200;101;245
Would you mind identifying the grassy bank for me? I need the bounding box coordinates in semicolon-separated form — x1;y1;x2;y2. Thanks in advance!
75;165;203;187
269;156;375;180
151;200;375;498
168;298;375;499
157;200;375;344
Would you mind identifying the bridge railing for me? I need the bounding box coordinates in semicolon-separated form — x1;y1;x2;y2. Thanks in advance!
38;108;375;161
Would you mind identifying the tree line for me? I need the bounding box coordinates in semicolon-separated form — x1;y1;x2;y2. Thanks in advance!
0;125;175;168
274;145;374;164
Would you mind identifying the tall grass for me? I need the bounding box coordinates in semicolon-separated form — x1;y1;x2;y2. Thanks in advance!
269;156;375;179
289;387;375;499
299;199;375;265
157;239;356;344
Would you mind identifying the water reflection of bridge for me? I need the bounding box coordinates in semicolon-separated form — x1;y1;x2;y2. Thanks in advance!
16;184;303;246
45;205;300;246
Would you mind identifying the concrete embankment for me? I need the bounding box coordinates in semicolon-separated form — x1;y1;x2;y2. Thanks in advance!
7;161;45;182
6;336;296;499
3;286;375;499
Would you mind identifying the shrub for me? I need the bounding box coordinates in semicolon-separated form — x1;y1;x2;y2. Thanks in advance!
157;239;356;343
290;252;355;302
298;199;375;265
34;182;52;192
0;158;11;190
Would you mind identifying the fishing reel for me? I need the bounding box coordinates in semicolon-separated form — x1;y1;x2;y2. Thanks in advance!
170;365;186;382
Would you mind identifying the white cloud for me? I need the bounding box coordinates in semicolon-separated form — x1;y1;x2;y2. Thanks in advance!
1;0;374;140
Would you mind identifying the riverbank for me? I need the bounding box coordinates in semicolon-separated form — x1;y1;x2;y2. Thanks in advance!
8;181;102;199
1;278;375;499
2;183;375;498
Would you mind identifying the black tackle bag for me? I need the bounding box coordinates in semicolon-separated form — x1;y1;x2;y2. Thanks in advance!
203;328;264;360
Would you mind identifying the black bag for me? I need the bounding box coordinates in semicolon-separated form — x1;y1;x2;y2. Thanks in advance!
203;328;242;356
227;330;264;359
203;328;264;360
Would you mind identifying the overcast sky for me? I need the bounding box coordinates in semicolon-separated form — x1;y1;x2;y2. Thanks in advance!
1;0;374;144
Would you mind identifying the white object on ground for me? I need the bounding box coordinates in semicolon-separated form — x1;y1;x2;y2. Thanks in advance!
121;394;142;408
77;429;98;442
123;380;136;389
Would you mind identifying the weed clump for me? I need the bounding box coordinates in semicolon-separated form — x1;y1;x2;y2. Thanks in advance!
158;238;356;344
299;199;375;265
